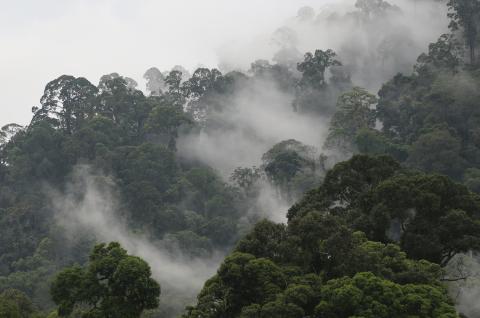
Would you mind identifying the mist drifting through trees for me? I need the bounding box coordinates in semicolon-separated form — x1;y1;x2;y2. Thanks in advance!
1;0;480;317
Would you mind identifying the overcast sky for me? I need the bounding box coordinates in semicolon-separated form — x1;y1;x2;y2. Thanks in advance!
0;0;328;126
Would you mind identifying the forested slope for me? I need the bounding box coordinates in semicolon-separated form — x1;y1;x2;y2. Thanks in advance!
0;0;480;317
184;155;480;318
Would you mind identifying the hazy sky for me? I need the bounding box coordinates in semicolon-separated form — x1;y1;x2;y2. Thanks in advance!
0;0;325;126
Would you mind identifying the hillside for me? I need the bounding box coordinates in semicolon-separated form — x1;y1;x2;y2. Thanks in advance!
1;0;480;317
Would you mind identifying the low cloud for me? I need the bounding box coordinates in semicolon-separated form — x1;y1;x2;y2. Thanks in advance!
50;165;224;314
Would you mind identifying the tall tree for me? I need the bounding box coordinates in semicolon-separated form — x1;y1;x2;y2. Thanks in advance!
143;67;165;96
355;0;399;20
50;242;160;318
297;49;341;89
97;75;151;139
32;75;98;134
447;0;480;65
415;34;463;74
324;87;377;155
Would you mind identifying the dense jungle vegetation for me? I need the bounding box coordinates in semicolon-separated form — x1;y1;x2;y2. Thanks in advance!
1;0;480;317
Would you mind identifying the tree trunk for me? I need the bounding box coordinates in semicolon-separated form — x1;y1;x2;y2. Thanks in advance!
470;44;476;65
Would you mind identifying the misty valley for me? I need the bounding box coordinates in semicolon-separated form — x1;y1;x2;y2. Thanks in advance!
1;0;480;317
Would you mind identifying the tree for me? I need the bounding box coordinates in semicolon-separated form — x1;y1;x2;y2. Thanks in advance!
316;272;457;318
375;73;418;141
407;129;466;179
186;210;453;317
163;70;187;110
463;168;480;192
288;154;399;217
0;298;21;318
181;68;226;122
289;154;480;266
143;67;165;96
261;140;318;199
182;68;222;99
235;220;288;263
64;116;123;162
355;128;409;161
297;49;341;89
249;60;296;92
0;289;40;318
294;49;345;115
165;70;183;94
3;120;69;181
371;174;480;265
112;143;178;229
447;0;480;65
0;124;23;151
50;242;160;318
145;99;192;150
230;167;262;196
98;73;137;92
185;252;286;318
97;74;151;140
415;34;464;75
32;75;98;134
355;0;399;20
324;87;378;155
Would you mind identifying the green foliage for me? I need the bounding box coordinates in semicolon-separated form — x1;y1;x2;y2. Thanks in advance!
145;100;192;150
96;74;151;141
180;68;240;124
187;223;456;317
355;128;409;161
230;167;262;196
294;49;350;115
367;30;480;185
50;242;160;318
0;289;44;318
0;68;247;276
183;252;287;318
185;155;475;318
415;34;463;75
235;220;288;264
4;120;69;182
316;272;457;318
297;49;341;89
291;155;480;265
2;7;480;314
406;129;466;178
463;167;480;192
0;298;22;318
447;0;480;65
324;87;378;155
261;139;320;200
289;154;399;215
32;75;98;134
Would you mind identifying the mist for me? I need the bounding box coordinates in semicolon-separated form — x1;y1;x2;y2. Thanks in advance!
2;0;470;316
1;0;447;127
177;79;329;178
0;0;323;126
218;0;448;91
445;253;480;318
50;165;224;315
174;0;449;220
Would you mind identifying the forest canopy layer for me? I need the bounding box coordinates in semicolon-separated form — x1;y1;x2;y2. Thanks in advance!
1;0;480;317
